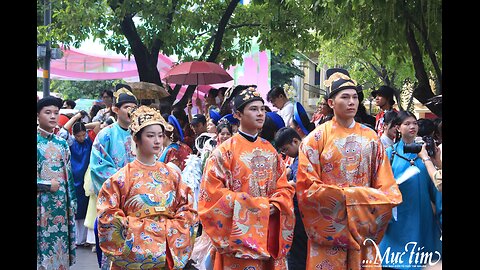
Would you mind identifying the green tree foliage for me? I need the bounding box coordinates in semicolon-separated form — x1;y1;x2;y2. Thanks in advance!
271;53;304;88
37;78;123;100
37;0;316;109
285;0;442;115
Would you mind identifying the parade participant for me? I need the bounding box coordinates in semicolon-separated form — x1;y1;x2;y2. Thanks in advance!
89;83;139;269
69;122;94;247
37;96;77;269
215;118;233;145
198;86;296;270
158;114;193;173
379;111;442;269
296;72;402;269
274;127;308;270
291;101;315;138
259;111;285;146
371;85;398;136
97;105;197;269
90;84;139;194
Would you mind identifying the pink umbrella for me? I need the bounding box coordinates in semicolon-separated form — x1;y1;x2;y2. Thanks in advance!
163;61;233;85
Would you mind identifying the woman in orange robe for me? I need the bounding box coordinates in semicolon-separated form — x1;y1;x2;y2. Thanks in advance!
198;86;296;270
296;72;402;270
97;106;198;269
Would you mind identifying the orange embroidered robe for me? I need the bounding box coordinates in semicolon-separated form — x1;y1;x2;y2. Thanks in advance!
97;160;198;269
198;133;296;270
296;118;402;270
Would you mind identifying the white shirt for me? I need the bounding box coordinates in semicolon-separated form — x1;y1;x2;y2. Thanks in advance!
277;100;294;126
380;133;395;148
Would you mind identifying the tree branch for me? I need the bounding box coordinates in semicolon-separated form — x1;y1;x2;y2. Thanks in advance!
227;23;262;30
207;0;240;62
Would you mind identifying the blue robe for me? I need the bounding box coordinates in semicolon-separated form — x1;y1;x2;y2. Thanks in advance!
70;136;93;220
379;140;442;269
90;122;136;195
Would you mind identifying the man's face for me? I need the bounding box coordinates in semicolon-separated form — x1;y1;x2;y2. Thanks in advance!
374;95;388;107
38;105;60;132
102;93;113;107
190;122;207;136
237;100;266;131
279;139;300;158
114;102;137;126
329;89;359;120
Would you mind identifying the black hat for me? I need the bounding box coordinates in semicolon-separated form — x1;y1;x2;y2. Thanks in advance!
37;96;63;113
113;83;138;107
326;68;350;79
232;87;264;111
324;72;358;99
221;85;260;113
191;114;207;125
371;85;396;105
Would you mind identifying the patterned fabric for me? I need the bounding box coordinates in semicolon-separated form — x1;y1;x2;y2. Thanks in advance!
198;133;296;270
97;159;198;269
379;141;442;269
375;108;398;137
37;129;77;269
296;118;402;270
90;122;136;195
158;142;193;171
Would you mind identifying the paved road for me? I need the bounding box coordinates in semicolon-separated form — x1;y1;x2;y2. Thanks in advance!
71;244;99;270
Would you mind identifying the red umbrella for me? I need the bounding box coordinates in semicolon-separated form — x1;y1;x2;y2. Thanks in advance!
163;61;233;85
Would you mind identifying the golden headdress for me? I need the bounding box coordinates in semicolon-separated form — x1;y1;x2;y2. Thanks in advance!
128;105;173;136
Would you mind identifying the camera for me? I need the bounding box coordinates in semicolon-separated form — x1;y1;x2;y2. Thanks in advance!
104;116;115;126
403;136;436;156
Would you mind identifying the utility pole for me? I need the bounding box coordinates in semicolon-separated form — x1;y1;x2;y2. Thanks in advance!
42;0;51;98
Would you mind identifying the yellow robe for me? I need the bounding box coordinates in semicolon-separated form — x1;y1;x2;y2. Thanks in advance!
198;133;295;270
296;118;402;269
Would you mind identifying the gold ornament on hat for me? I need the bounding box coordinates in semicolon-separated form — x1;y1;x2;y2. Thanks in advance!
240;88;261;101
113;87;136;103
324;72;357;88
128;105;173;136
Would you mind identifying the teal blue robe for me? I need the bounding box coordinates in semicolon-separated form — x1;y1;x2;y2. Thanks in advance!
379;140;442;269
89;123;136;195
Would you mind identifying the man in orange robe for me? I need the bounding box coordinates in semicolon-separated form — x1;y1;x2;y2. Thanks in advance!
296;71;402;270
198;86;296;270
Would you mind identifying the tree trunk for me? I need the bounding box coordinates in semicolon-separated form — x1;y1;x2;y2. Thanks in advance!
405;20;441;117
120;16;162;85
173;0;239;111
